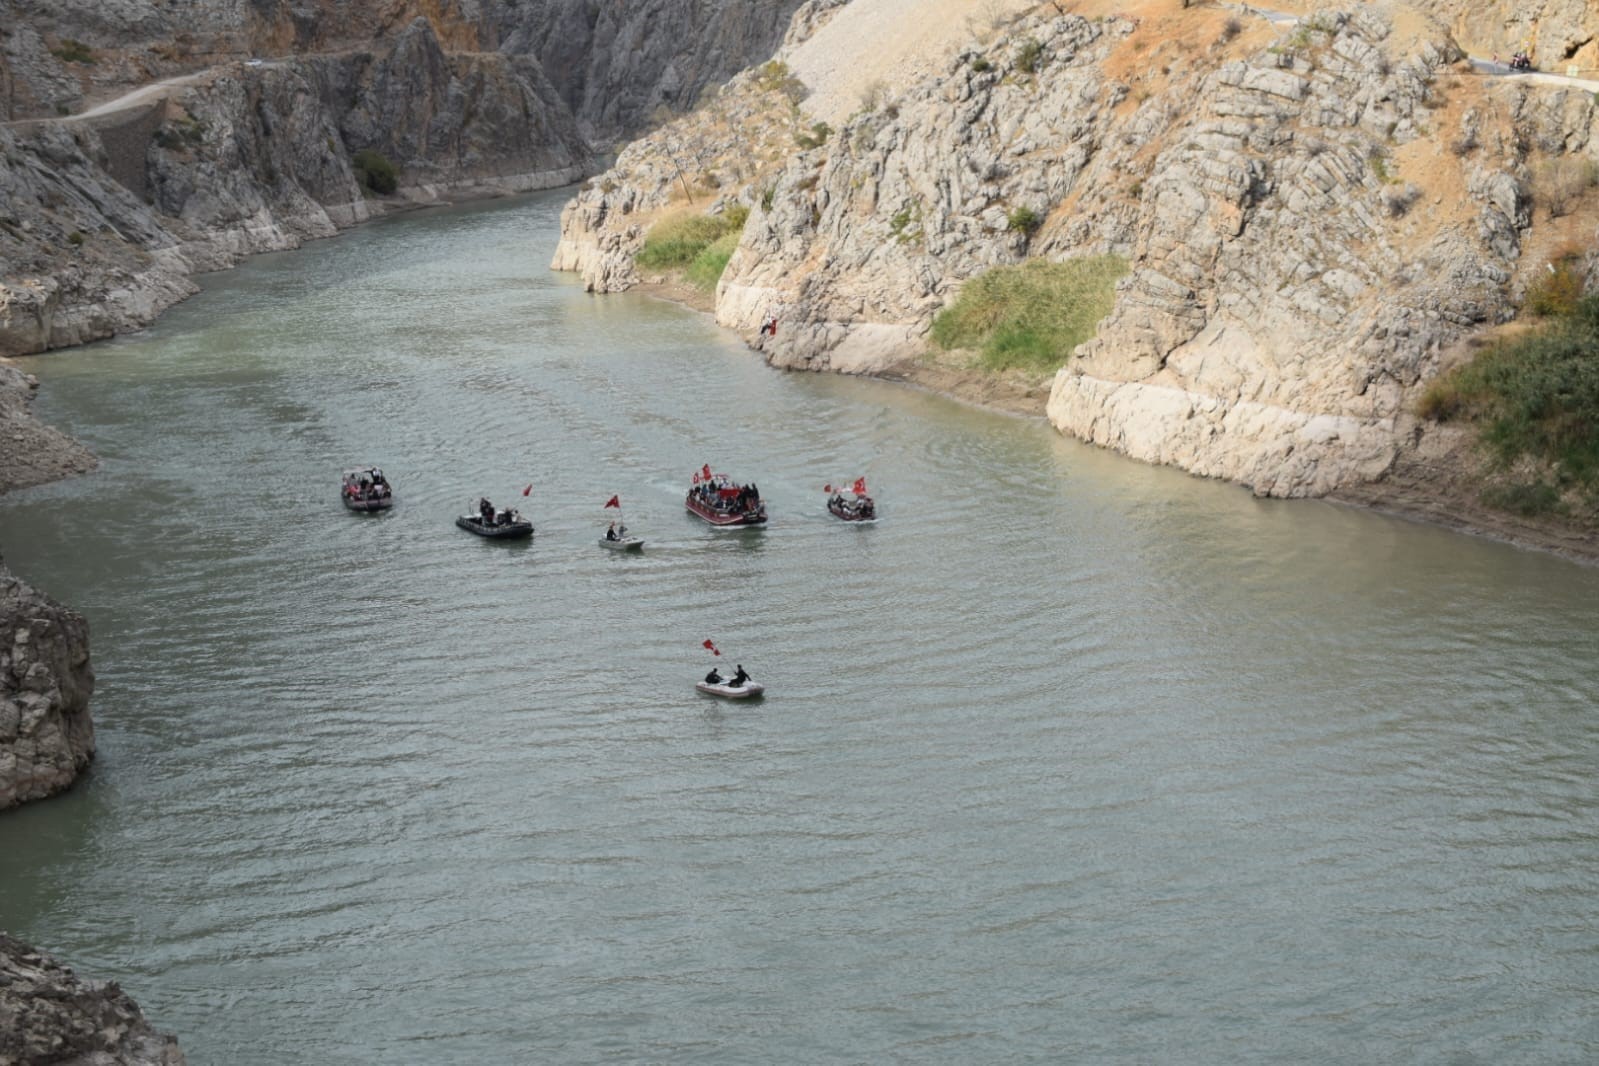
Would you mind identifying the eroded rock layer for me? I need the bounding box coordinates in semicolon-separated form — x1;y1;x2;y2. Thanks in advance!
0;933;184;1065
0;564;94;811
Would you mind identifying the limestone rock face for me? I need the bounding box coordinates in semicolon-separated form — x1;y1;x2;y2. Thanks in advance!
486;0;810;142
551;63;812;293
0;933;184;1065
0;565;94;811
562;1;1599;499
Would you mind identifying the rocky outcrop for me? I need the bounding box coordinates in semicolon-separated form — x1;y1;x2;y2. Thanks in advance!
0;565;94;811
0;933;183;1065
560;0;1599;500
0;361;95;493
551;62;814;293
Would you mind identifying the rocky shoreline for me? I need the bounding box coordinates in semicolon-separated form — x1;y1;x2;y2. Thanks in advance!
0;933;184;1066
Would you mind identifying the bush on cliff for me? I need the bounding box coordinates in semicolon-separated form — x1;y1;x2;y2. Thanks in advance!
1419;294;1599;507
352;149;398;195
637;206;749;289
931;256;1128;372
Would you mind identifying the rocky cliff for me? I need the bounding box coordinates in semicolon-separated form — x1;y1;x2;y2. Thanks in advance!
0;0;811;370
0;933;184;1065
0;0;809;138
0;564;94;811
0;17;595;359
558;0;1599;506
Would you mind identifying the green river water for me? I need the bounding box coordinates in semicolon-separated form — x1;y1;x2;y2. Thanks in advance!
1;190;1596;1063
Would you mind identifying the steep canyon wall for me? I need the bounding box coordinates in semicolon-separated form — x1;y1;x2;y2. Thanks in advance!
558;0;1599;502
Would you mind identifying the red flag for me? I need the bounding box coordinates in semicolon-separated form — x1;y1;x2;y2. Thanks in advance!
823;484;833;493
604;495;620;509
702;639;720;656
852;477;867;495
701;464;713;482
521;484;532;496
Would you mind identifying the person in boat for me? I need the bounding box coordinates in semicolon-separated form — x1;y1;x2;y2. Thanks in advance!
479;497;494;523
705;667;724;684
731;665;751;688
606;522;618;541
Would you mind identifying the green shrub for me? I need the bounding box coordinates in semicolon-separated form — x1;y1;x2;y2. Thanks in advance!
1006;206;1043;236
1367;149;1392;184
1016;39;1044;75
67;231;84;247
756;60;808;103
686;231;740;291
761;185;776;212
930;256;1130;372
1422;294;1599;499
636;208;749;274
51;39;95;64
888;202;922;245
794;121;832;150
352;149;398;195
1525;256;1586;318
971;57;993;73
1481;480;1567;516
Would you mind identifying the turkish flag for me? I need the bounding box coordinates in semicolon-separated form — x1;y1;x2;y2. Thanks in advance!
604;495;620;508
703;639;720;656
852;477;867;495
521;484;532;496
701;464;713;481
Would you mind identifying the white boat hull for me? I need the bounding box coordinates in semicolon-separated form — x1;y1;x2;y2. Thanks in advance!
695;680;765;698
599;537;645;551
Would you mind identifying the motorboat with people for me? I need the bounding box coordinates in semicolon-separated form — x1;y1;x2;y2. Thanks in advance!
696;664;764;699
599;494;644;551
456;497;533;539
825;477;876;522
685;464;767;526
341;467;394;512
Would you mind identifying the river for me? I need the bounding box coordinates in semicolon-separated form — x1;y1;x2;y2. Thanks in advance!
2;190;1597;1063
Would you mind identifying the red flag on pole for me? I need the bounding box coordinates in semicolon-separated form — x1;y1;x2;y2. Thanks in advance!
701;463;713;482
702;639;720;656
521;484;532;496
823;484;833;493
604;495;620;509
852;477;867;495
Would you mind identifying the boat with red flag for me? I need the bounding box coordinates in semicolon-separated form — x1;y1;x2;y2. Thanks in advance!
825;477;876;522
686;465;767;526
599;494;644;551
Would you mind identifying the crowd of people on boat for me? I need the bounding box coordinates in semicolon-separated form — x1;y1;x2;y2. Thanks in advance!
827;491;875;520
689;479;764;516
475;497;522;527
344;468;391;502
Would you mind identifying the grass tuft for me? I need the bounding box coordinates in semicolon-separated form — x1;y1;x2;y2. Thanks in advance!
1419;293;1599;506
930;257;1128;372
637;207;750;289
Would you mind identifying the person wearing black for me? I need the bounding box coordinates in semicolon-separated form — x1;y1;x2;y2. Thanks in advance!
705;667;724;685
732;665;751;687
479;497;494;523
